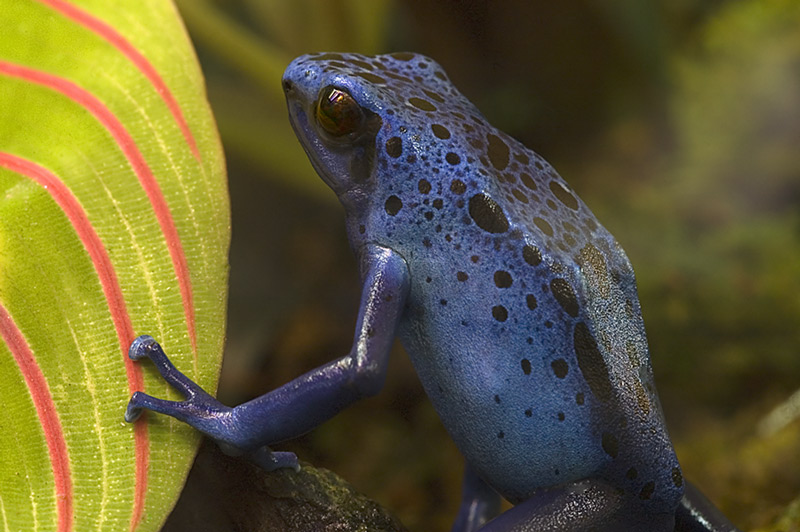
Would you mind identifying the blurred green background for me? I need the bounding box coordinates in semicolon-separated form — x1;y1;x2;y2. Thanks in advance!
174;0;800;530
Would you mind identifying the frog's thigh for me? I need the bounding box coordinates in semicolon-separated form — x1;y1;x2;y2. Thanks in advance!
479;479;672;532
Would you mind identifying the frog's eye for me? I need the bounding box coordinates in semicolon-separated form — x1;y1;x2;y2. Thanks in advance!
315;86;364;138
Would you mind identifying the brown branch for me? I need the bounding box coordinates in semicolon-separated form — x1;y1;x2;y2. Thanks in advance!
162;439;409;532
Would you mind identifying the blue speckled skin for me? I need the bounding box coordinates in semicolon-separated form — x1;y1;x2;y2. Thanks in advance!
286;51;679;520
125;53;740;531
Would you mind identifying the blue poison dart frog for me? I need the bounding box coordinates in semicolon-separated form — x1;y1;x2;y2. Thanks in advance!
126;53;741;531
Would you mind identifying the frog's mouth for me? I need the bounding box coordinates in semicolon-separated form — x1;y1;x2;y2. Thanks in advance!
284;82;382;197
284;93;341;193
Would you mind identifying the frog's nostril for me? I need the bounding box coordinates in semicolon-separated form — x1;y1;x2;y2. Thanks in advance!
282;79;294;93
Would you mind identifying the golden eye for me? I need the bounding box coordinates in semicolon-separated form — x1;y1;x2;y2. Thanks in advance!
315;86;364;137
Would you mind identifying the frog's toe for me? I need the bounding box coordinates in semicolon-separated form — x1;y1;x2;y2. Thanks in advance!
128;334;158;361
127;335;211;398
125;391;149;422
250;447;300;472
125;388;228;430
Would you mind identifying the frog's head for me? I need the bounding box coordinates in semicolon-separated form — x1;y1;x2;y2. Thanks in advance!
283;54;385;199
283;53;469;203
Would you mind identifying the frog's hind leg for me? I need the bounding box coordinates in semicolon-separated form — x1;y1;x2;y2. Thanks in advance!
476;479;672;532
675;481;741;532
450;464;502;532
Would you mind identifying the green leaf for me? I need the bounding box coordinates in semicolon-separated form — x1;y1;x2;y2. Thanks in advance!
0;1;229;531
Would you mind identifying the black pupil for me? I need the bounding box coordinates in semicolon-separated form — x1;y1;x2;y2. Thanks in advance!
317;87;362;137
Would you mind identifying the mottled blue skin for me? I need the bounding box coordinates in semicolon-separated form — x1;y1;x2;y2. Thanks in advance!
287;50;678;514
125;53;740;531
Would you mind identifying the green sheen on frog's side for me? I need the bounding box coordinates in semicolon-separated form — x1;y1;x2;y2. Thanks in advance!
125;52;740;531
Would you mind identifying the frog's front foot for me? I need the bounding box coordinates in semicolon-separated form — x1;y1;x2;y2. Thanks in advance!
124;335;222;424
124;335;298;472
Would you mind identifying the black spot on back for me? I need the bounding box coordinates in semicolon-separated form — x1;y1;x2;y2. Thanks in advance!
356;72;387;84
385;195;402;216
409;97;436;111
574;322;615;404
494;270;512;288
549;180;579;210
487;133;509;170
492;305;508;322
431;124;451;139
550;278;579;318
469;194;509;234
390;52;415;61
423;89;445;103
551;359;568;378
533;217;554;237
601;432;618;458
512;189;529;204
385;137;402;158
523;245;542;266
521;173;537;191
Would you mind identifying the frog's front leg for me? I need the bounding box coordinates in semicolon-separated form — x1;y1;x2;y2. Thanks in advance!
125;244;410;469
124;337;301;470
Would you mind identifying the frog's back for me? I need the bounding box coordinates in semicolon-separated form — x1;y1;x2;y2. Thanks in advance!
285;53;683;516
